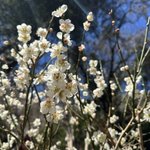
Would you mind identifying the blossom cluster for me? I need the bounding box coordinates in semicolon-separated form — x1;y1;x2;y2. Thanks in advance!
0;3;150;150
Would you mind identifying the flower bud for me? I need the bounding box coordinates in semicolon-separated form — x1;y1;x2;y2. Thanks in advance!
82;56;87;61
87;12;94;22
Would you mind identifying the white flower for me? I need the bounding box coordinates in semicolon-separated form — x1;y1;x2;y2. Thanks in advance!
87;12;94;22
65;81;77;98
88;67;97;75
52;4;68;17
40;98;55;114
56;89;67;102
14;66;30;89
82;56;87;61
124;76;133;96
19;43;39;62
46;106;64;123
55;55;70;72
18;34;31;43
78;44;85;52
110;115;119;124
3;40;9;45
143;107;150;122
46;78;66;102
92;131;106;145
120;65;129;71
2;64;8;70
17;23;32;34
79;83;88;91
59;19;74;33
131;128;139;138
57;32;72;46
89;60;98;67
36;27;48;38
94;75;106;88
1;78;10;88
17;23;32;43
27;128;39;137
83;101;97;118
33;118;41;127
108;127;118;139
83;21;91;31
47;65;66;82
36;134;43;143
25;140;34;149
50;42;67;58
136;75;142;84
110;82;117;91
1;142;9;150
88;60;99;75
83;91;88;97
121;137;126;146
93;88;104;98
11;48;17;57
85;132;91;145
0;87;6;97
69;116;78;125
39;38;51;52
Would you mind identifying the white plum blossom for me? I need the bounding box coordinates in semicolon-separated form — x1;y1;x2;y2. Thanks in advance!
57;32;72;46
87;12;94;22
93;75;106;98
19;43;39;62
36;27;48;38
25;140;34;149
44;63;73;103
88;60;98;75
84;132;91;147
83;21;91;31
93;88;104;98
39;38;51;52
92;130;106;145
33;118;41;127
1;142;9;149
124;76;133;96
55;55;70;72
89;60;98;68
94;75;107;88
46;65;66;82
143;106;150;122
120;65;129;71
131;128;139;138
17;23;31;34
2;64;9;70
27;128;39;137
14;65;31;89
78;44;85;52
50;42;67;58
59;19;74;33
69;116;78;125
83;101;97;118
110;80;117;91
65;80;78;98
110;115;119;124
46;106;64;123
108;127;118;139
40;98;55;114
17;23;32;43
52;4;68;18
124;75;142;96
3;40;9;45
